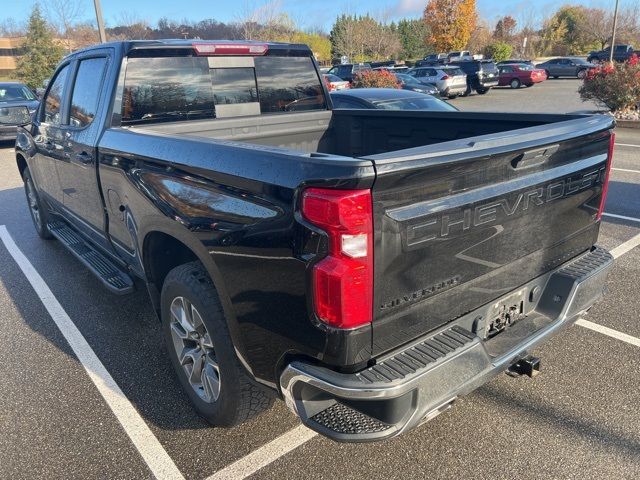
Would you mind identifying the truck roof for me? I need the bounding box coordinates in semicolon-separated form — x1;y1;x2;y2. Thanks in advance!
67;39;313;57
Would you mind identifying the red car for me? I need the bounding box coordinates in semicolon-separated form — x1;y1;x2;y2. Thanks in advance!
497;63;547;89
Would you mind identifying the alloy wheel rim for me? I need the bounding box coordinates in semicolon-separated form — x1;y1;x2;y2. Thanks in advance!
26;179;41;225
169;296;221;403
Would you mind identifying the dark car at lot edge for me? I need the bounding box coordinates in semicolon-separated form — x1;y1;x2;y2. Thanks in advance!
330;88;456;111
0;82;39;141
15;39;615;443
535;57;597;79
497;63;547;88
587;44;639;63
449;60;499;96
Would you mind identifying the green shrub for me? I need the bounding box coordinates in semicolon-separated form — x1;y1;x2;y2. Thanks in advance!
579;55;640;112
352;70;400;89
483;42;513;62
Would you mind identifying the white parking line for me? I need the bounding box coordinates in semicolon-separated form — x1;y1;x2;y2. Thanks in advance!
609;231;640;258
615;143;640;148
0;226;185;480
612;167;640;174
576;319;640;348
205;425;317;480
603;212;640;223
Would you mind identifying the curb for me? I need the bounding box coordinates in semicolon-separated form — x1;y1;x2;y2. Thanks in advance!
615;119;640;129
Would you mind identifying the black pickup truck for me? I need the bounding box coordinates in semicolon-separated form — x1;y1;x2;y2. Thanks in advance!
587;44;639;63
16;40;615;442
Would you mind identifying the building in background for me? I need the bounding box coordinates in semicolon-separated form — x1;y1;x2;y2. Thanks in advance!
0;37;26;80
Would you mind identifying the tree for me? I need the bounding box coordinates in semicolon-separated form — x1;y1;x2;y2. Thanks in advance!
483;41;512;62
493;16;516;41
45;0;85;51
423;0;477;52
397;19;430;59
291;32;331;61
15;4;64;90
330;14;401;62
467;20;493;55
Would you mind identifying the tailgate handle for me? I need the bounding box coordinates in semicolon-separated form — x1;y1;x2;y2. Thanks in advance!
512;144;559;169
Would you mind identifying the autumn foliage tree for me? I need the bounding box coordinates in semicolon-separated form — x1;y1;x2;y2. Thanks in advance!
423;0;477;52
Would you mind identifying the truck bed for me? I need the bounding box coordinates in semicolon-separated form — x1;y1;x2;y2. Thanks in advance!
131;109;584;157
129;110;614;356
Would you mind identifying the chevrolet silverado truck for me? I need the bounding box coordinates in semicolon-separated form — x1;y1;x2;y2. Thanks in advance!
16;40;615;442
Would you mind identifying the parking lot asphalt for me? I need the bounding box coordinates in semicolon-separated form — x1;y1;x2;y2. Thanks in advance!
1;79;639;480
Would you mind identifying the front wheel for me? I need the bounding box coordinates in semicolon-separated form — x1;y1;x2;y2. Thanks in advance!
577;69;587;79
161;261;273;427
509;78;521;89
23;167;52;239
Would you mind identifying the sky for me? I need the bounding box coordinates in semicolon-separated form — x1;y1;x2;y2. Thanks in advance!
1;0;619;32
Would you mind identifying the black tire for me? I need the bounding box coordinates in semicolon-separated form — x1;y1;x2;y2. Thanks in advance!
23;167;52;239
476;87;489;94
447;94;458;99
552;75;559;79
509;78;521;89
161;261;273;427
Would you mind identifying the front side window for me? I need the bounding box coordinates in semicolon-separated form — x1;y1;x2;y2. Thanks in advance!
69;57;108;128
43;64;70;125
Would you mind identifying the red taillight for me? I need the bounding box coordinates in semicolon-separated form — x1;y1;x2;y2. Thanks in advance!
302;188;373;329
193;43;268;56
328;83;336;91
441;74;450;80
597;133;615;220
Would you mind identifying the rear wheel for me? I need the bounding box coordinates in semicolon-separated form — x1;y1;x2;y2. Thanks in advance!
577;69;587;79
476;87;489;94
161;261;273;427
552;75;559;79
509;78;521;89
23;167;52;239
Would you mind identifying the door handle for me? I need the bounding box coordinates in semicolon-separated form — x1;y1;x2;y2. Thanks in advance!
73;151;93;165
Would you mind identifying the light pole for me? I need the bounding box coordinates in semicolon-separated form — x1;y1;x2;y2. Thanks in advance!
94;0;107;43
609;0;620;63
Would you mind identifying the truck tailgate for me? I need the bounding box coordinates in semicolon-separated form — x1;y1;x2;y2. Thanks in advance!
366;115;614;355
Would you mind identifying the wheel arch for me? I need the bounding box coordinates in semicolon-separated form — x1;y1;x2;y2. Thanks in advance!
140;226;256;381
16;152;28;179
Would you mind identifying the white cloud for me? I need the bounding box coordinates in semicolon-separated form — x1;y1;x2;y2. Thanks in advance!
390;0;425;16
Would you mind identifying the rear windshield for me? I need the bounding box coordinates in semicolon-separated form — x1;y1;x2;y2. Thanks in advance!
480;62;498;73
121;55;327;124
441;68;464;76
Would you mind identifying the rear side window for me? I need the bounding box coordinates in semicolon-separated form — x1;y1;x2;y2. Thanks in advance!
69;57;108;128
122;55;326;124
43;64;70;125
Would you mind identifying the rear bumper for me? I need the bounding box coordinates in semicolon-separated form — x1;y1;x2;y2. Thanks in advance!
280;246;613;442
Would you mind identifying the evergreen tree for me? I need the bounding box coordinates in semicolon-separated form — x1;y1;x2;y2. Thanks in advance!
397;19;429;60
16;4;64;89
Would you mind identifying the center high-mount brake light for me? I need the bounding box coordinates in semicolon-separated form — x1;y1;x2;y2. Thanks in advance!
302;188;373;329
597;132;616;221
193;43;268;56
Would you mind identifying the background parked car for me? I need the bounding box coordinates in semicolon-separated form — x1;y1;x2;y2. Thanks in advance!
497;59;534;66
449;60;499;95
407;66;467;98
535;57;596;79
330;88;457;111
0;82;39;141
416;53;448;66
323;74;350;91
326;63;371;82
395;73;439;96
447;50;473;62
497;63;547;88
